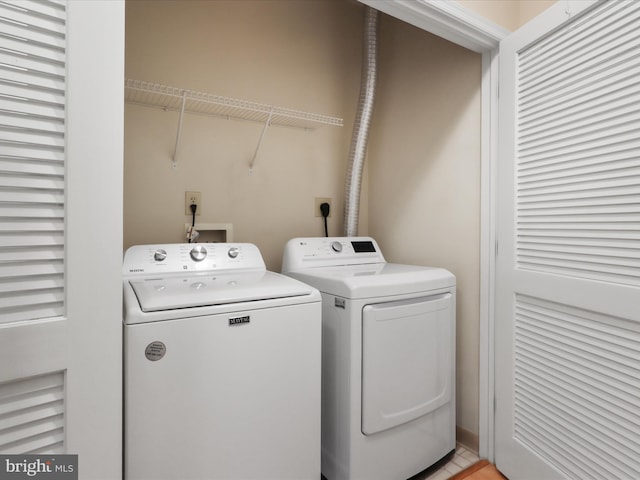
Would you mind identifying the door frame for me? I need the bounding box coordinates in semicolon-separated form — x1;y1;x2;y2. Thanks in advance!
66;0;124;475
359;0;508;460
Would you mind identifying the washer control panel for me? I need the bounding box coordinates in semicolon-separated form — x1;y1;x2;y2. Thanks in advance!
124;243;266;276
281;236;386;272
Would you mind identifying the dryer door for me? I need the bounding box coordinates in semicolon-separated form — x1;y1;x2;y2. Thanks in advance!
361;293;453;435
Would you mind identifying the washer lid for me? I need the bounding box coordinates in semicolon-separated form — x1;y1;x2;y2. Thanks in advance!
129;271;314;312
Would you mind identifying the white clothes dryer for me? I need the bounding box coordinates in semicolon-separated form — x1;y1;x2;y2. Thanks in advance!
123;243;321;480
282;237;456;480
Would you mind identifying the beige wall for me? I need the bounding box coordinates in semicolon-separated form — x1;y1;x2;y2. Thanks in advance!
367;14;482;439
517;0;556;27
124;0;366;271
457;0;556;31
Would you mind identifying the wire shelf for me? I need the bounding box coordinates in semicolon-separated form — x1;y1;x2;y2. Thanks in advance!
124;79;344;130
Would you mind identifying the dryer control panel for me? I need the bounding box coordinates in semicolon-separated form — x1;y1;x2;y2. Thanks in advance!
282;237;386;272
123;243;265;276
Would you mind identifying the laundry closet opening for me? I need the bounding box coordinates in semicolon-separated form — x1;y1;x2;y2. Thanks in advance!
123;0;482;450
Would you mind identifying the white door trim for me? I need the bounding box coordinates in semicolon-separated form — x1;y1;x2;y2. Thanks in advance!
65;0;124;475
358;0;507;52
358;0;508;460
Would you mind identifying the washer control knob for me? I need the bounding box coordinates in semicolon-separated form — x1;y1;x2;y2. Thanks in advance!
228;247;240;259
153;249;167;262
190;245;207;262
330;241;343;253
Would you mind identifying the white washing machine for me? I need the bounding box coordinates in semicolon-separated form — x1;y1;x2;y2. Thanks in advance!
123;243;321;480
282;237;456;480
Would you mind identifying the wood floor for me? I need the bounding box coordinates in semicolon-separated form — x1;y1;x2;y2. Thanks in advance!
448;460;508;480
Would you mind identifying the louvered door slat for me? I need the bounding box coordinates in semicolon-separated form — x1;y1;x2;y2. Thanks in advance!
515;376;640;474
1;289;64;310
0;218;64;231
518;227;639;238
0;51;63;78
517;336;639;405
0;35;65;64
0;402;64;432
519;184;639;203
0;159;64;176
0;0;66;326
2;0;66;20
520;172;640;193
2;99;66;122
513;295;640;479
0;19;66;49
519;240;639;256
519;131;639;164
520;157;638;182
0;233;64;248
0;189;64;204
0;3;65;33
520;104;640;149
519;172;640;193
0;142;64;162
0;371;65;454
0;126;65;147
0;66;65;92
517;257;637;282
0;81;65;105
0;416;64;450
515;383;637;479
518;1;639;79
0;173;63;190
0;384;63;414
520;244;640;261
0;261;63;279
0;274;63;293
520;56;640;127
519;140;640;170
518;1;629;72
517;350;639;421
3;430;64;455
520;81;640;138
0;204;63;218
519;22;640;102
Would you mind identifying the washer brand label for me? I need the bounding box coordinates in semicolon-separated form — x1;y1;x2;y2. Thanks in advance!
229;315;250;326
145;341;166;361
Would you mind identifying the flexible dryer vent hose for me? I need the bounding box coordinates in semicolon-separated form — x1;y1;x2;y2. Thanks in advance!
344;6;378;237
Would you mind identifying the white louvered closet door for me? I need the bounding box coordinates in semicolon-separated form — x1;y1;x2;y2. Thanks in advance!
495;1;640;479
0;0;123;475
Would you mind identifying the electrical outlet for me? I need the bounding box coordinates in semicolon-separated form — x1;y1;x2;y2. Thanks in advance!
315;197;332;217
185;191;201;215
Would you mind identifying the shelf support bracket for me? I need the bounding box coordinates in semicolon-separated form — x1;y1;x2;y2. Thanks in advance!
249;108;274;173
172;91;187;169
